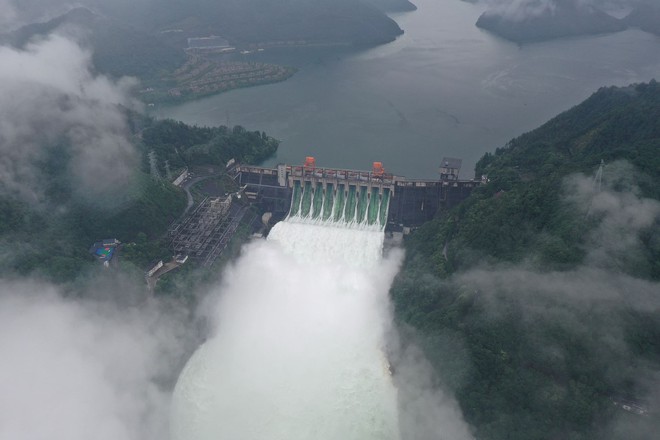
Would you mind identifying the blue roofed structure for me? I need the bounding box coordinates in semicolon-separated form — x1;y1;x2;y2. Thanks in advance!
89;239;120;267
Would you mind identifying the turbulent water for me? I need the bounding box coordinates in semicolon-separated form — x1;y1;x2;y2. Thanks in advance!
170;216;401;439
289;181;391;229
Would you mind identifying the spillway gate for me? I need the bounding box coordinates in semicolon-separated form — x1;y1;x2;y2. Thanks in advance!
231;159;482;229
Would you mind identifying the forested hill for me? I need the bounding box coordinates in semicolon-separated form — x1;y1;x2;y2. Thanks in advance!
412;81;660;276
391;81;660;440
5;1;406;82
0;116;278;283
364;0;417;13
476;1;626;43
6;7;185;80
625;2;660;36
88;0;403;46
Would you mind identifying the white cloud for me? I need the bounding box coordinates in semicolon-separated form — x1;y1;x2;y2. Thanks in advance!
0;280;189;440
0;34;140;206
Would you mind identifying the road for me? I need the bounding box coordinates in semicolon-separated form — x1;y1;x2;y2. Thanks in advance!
179;170;227;218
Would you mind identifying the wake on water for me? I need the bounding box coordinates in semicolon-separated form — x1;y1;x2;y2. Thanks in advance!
170;187;401;440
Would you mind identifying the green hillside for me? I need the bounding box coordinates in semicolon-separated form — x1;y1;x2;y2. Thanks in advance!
89;0;403;46
476;2;626;44
7;7;185;80
0;115;279;283
625;2;660;36
391;81;660;440
364;0;417;13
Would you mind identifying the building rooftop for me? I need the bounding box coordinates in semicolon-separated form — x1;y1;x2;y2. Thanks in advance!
89;240;118;263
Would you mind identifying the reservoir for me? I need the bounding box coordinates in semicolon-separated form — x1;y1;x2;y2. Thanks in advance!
157;0;660;179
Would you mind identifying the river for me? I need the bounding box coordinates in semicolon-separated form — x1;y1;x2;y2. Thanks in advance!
156;0;660;179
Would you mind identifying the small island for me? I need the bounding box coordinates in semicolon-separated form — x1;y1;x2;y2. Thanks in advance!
364;0;417;13
475;1;626;43
625;2;660;36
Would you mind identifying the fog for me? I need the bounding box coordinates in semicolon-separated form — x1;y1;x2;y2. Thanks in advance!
471;0;648;20
0;280;192;440
0;33;139;206
457;161;660;330
445;163;660;432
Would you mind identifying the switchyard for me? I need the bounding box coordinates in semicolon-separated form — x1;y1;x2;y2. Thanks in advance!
231;156;482;229
169;195;250;267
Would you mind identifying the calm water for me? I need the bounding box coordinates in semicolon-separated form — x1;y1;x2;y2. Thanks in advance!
157;0;660;179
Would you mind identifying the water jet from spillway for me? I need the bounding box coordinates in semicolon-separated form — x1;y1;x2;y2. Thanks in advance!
170;215;401;440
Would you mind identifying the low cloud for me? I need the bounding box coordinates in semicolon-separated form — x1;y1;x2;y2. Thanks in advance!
0;279;192;440
0;33;140;206
565;161;660;272
0;0;78;29
461;161;660;312
389;336;475;440
442;162;660;433
479;0;643;21
485;0;558;21
0;0;18;29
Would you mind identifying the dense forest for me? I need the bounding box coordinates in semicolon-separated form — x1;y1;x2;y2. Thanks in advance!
7;0;405;50
5;7;186;80
391;81;660;439
141;118;279;171
0;115;278;283
87;0;403;46
364;0;417;13
625;2;660;36
475;0;660;43
476;1;625;44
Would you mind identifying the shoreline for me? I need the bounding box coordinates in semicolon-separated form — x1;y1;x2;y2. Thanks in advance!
139;55;297;107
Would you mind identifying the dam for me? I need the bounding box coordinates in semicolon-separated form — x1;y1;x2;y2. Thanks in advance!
231;156;482;230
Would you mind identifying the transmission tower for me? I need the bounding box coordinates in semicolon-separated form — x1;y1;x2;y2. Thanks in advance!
165;160;173;180
585;160;605;219
593;159;604;193
148;151;161;180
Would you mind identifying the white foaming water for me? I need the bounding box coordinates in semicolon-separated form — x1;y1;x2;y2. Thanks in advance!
170;219;401;440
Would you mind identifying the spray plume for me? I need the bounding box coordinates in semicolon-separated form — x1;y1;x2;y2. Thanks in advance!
171;220;474;439
0;279;191;440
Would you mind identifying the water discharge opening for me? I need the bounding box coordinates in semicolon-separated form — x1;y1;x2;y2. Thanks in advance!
286;180;391;231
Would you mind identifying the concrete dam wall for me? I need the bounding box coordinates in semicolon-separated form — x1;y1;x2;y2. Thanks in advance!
231;159;481;230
